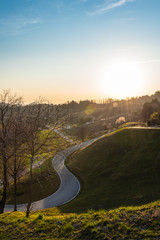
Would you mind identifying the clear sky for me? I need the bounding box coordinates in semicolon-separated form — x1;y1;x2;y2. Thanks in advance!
0;0;160;103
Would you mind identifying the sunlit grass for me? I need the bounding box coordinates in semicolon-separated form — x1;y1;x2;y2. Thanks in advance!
1;201;160;239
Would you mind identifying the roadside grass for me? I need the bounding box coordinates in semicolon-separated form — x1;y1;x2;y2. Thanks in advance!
3;130;72;204
62;128;160;213
6;157;60;204
122;121;147;127
1;201;160;239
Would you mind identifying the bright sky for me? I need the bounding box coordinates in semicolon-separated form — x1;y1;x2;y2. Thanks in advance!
0;0;160;103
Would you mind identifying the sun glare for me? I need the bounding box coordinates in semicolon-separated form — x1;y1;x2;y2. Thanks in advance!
101;60;146;99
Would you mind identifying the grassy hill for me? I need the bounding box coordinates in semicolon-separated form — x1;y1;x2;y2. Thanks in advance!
62;128;160;213
1;201;160;239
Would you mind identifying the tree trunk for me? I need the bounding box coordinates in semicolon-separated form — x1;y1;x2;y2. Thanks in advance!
0;188;7;214
26;202;31;218
14;154;17;211
0;160;7;214
26;156;33;218
14;177;17;211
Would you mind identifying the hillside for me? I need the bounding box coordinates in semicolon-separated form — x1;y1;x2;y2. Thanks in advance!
63;128;160;213
1;201;160;239
1;128;160;239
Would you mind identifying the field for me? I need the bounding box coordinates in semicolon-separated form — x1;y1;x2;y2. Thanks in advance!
63;128;160;213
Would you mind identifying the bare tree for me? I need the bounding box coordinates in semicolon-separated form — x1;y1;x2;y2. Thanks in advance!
23;98;54;217
0;90;23;213
8;105;27;211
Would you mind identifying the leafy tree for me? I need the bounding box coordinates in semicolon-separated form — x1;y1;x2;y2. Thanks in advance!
147;111;160;126
76;124;87;141
142;102;154;121
151;111;160;120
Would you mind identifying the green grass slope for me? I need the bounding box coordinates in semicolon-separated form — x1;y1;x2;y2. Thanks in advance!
1;201;160;239
63;128;160;213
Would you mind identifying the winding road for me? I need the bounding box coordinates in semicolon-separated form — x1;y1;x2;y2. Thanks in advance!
4;134;104;212
5;126;156;212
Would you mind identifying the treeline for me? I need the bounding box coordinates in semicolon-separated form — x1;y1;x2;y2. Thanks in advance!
56;91;160;125
141;98;160;125
0;90;57;217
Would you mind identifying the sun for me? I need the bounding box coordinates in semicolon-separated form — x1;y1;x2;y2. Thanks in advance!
100;60;146;99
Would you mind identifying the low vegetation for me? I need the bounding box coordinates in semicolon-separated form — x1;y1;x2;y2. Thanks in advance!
7;158;60;204
63;128;160;213
62;121;147;142
1;201;160;239
61;120;109;142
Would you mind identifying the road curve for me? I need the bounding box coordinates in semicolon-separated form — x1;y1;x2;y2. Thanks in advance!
5;127;159;212
4;136;102;212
